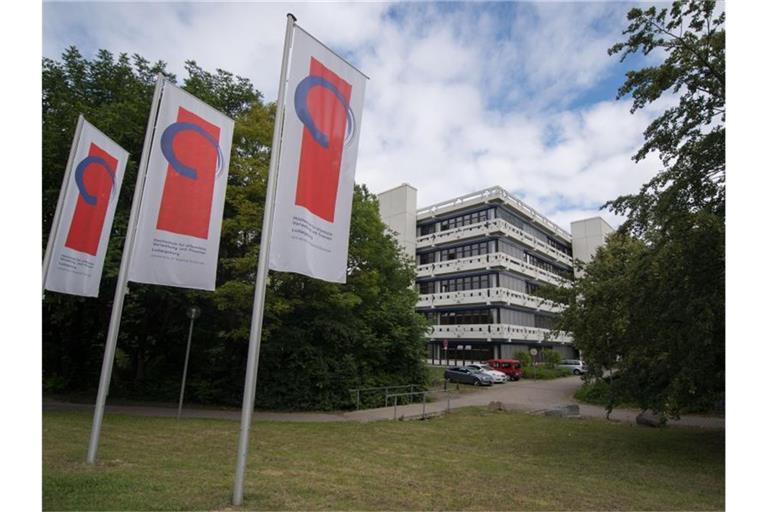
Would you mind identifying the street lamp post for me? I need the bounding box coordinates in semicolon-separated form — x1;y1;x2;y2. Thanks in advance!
177;306;201;420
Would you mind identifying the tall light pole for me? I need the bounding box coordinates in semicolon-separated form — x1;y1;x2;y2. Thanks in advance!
177;305;201;420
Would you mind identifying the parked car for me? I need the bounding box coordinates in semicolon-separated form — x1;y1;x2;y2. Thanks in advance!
444;367;494;386
465;363;508;383
485;359;523;381
558;359;589;375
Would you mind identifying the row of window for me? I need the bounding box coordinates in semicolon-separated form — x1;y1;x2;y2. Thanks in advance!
527;253;572;279
441;209;491;231
417;205;572;258
418;272;543;296
417;208;494;236
418;238;571;279
440;240;492;261
421;307;557;328
426;309;495;325
418;273;493;294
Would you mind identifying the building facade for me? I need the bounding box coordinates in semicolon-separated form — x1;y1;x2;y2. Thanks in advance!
378;185;612;365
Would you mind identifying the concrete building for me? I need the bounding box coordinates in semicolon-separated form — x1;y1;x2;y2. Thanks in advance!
570;217;615;277
377;185;612;364
377;183;417;261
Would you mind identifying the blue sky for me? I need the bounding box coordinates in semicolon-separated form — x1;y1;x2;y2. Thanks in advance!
42;1;671;230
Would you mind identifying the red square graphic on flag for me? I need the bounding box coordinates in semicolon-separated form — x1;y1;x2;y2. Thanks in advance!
295;58;352;223
65;143;117;256
156;107;221;239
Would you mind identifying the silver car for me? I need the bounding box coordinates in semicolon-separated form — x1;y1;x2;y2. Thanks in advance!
466;363;508;383
558;359;588;375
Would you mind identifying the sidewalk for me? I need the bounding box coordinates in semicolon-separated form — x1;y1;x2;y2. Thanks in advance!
43;376;724;430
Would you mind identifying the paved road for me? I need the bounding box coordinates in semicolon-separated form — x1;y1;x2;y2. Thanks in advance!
43;376;724;430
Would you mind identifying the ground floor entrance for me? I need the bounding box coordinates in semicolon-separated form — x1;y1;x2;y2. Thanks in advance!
426;339;577;365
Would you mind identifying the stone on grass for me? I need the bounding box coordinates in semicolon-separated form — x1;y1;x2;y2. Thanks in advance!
544;404;580;417
636;410;667;427
488;401;503;411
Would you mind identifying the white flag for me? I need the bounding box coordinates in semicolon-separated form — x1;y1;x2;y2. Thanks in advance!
268;26;367;283
44;119;128;297
128;81;234;291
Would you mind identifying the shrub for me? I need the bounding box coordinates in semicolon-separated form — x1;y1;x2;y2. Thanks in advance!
541;349;561;368
522;367;571;380
574;380;638;409
514;351;532;367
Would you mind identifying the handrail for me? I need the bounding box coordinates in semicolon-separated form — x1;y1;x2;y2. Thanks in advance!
416;186;571;241
349;384;421;410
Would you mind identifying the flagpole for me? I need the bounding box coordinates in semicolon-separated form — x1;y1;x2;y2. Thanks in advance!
232;13;296;506
42;114;85;296
86;76;166;464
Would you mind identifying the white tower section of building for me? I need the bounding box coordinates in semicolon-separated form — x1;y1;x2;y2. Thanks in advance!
377;183;417;261
570;217;615;277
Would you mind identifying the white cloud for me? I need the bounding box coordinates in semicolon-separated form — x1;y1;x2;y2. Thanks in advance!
42;1;669;233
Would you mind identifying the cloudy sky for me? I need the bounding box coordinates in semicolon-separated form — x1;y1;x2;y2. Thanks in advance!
42;1;670;232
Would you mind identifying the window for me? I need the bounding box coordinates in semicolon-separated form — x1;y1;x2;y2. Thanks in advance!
438;308;495;325
440;240;492;261
526;282;540;295
418;223;436;236
547;236;572;256
500;273;525;292
498;239;525;260
418;281;436;294
535;314;555;329
439;209;491;231
527;253;572;279
437;273;494;293
418;252;436;265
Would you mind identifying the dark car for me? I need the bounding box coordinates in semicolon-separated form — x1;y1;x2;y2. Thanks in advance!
444;366;494;386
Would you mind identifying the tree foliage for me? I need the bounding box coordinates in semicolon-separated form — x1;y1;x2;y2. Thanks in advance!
607;0;724;233
42;47;428;410
541;1;725;417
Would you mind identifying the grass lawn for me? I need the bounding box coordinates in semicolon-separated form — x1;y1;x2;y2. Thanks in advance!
44;408;724;511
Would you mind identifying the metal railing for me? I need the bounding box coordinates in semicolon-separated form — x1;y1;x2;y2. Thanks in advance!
385;391;427;420
385;387;460;421
349;384;420;410
349;381;463;420
415;186;572;242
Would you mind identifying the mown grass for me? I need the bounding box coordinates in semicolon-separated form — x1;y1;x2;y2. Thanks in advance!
44;408;724;511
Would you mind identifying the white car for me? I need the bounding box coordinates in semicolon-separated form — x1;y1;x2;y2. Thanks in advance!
466;363;508;383
558;359;589;375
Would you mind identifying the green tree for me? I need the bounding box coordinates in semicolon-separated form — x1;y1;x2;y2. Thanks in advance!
542;1;725;417
42;48;428;409
607;0;724;231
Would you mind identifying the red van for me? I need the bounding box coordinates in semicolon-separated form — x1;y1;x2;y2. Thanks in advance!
486;359;523;381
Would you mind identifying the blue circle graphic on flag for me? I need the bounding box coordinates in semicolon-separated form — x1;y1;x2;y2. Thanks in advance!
160;121;224;180
294;75;355;148
74;155;116;206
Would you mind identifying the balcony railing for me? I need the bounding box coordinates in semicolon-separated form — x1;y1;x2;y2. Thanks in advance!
417;287;564;313
416;217;573;267
427;323;572;344
416;185;572;242
416;252;569;287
